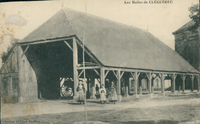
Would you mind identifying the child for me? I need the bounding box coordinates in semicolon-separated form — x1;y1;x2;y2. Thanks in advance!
99;84;107;104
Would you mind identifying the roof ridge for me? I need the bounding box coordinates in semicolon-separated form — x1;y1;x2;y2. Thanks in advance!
63;7;148;33
62;9;77;36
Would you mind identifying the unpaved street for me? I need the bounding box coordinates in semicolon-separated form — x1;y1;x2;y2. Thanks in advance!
1;93;200;124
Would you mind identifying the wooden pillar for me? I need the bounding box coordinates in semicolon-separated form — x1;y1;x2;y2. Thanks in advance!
148;78;151;94
100;67;105;86
117;70;122;101
17;45;23;102
161;76;164;93
9;77;13;95
125;76;129;97
134;73;137;97
172;74;177;94
0;73;2;101
90;70;96;99
87;77;90;98
134;72;139;98
146;72;152;94
160;73;165;95
139;86;142;95
181;75;186;92
191;75;194;92
197;75;200;92
73;37;78;100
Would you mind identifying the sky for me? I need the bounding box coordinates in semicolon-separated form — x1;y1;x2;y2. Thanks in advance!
0;0;198;67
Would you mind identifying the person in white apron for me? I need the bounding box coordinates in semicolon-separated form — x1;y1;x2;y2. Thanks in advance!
99;84;107;104
76;81;86;104
109;81;117;104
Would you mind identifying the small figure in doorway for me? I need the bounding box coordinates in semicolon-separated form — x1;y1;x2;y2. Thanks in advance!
95;84;100;99
121;82;126;96
76;81;86;104
99;84;107;104
109;81;117;104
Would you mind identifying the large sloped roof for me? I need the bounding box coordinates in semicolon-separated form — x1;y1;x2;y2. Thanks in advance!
20;8;198;73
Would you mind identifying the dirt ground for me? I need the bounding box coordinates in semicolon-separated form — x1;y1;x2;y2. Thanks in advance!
1;92;200;124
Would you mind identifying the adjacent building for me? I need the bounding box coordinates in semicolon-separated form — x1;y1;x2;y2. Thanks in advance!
173;20;199;90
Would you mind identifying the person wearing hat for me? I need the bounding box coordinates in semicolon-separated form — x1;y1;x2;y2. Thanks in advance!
76;80;86;104
99;84;107;104
109;81;117;104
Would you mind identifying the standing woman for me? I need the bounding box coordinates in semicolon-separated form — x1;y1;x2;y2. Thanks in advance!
109;81;117;104
99;84;107;104
95;84;100;99
76;81;86;104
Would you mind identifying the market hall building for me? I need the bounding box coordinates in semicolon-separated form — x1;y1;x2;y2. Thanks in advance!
0;8;199;103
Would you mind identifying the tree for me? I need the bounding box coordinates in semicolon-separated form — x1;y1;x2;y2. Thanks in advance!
1;39;17;64
189;3;199;27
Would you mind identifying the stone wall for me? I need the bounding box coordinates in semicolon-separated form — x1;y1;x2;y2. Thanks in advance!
17;46;38;102
174;27;199;71
1;46;19;103
0;46;38;103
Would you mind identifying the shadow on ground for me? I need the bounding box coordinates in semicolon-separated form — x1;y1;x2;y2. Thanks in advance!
109;120;179;124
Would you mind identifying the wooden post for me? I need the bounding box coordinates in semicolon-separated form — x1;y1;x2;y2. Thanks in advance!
125;76;129;97
160;73;165;95
197;75;200;92
172;74;177;94
134;72;139;98
87;77;90;98
73;37;78;100
178;86;181;93
17;45;23;102
0;73;2;101
90;70;96;99
100;67;105;86
117;70;122;102
146;72;152;94
181;75;186;92
9;77;13;95
151;86;154;94
139;86;142;95
191;75;194;92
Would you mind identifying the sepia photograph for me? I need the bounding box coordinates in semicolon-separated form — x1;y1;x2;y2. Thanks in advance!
0;0;199;123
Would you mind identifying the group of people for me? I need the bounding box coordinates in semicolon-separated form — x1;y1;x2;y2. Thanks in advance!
97;81;117;104
76;80;117;104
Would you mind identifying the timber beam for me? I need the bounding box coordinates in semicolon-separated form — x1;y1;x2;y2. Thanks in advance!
103;67;198;76
104;70;109;79
78;70;84;78
76;38;102;66
64;41;73;51
93;69;100;76
21;45;30;58
18;37;74;46
112;70;118;79
77;66;100;70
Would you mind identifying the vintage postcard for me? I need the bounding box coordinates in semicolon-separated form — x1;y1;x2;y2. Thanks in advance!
0;0;199;124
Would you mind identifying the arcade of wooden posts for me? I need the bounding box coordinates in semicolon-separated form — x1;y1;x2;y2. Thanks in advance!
72;36;199;101
18;36;199;102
